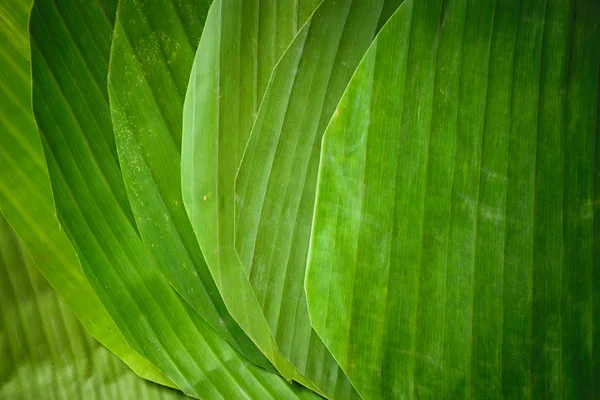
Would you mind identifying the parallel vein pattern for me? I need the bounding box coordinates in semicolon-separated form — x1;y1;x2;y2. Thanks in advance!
30;0;319;397
306;0;600;398
181;0;329;391
0;216;187;399
232;0;401;396
108;0;271;371
182;0;363;396
0;0;170;386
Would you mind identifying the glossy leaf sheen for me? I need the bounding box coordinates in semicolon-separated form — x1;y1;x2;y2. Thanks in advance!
0;0;171;386
306;0;600;398
30;0;319;398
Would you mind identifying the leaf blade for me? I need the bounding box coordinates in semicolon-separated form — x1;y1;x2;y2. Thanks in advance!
181;0;333;392
30;0;322;397
306;0;600;398
0;0;172;386
232;0;402;396
107;0;272;372
0;214;187;399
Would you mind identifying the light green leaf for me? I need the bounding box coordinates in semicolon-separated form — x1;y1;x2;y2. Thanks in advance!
181;0;348;394
30;0;320;397
306;0;600;398
0;214;187;399
231;0;400;396
0;0;172;386
107;0;271;372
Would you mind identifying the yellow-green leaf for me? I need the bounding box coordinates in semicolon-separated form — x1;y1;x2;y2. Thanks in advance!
0;215;187;399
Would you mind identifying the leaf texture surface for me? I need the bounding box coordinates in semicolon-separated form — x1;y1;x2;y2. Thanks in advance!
181;0;362;396
30;0;321;397
0;0;171;386
232;0;401;396
107;0;271;371
306;0;600;398
0;215;187;399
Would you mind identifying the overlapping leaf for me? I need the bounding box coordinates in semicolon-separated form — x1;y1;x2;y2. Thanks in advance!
181;0;361;395
229;0;400;396
107;0;271;372
30;0;320;397
0;0;170;386
306;0;600;398
0;215;187;399
5;0;593;398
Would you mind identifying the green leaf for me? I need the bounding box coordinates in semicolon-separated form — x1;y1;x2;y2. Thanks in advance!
107;0;272;372
30;0;320;397
0;214;188;399
306;0;600;398
181;0;345;393
0;0;172;386
230;0;400;396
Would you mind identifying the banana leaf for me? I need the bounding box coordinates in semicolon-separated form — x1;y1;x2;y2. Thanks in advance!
229;0;400;396
29;0;320;397
306;0;600;398
0;214;187;399
107;0;271;372
0;0;171;386
181;0;360;395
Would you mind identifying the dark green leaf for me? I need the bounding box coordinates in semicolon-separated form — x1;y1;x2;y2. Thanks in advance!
306;0;600;398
